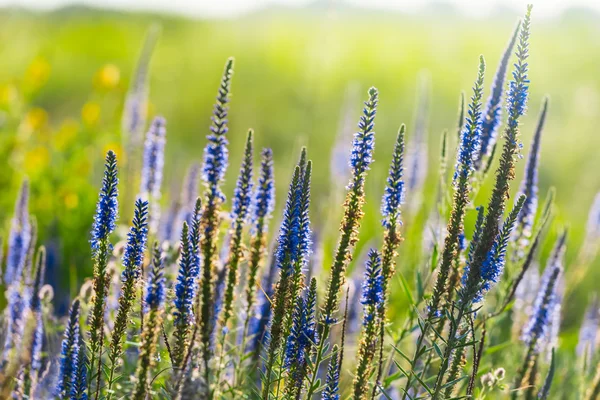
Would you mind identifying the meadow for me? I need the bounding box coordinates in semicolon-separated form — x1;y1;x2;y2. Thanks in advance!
1;3;600;399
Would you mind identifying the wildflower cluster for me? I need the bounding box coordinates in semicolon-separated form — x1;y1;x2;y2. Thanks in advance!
3;5;600;400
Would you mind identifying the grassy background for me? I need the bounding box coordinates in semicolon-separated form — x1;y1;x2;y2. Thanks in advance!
0;4;599;343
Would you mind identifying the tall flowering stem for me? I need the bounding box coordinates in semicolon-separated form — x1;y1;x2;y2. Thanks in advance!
321;87;378;325
172;216;199;369
56;299;81;398
429;55;486;319
106;198;149;398
512;232;566;398
476;21;521;168
20;246;46;397
261;151;311;399
460;194;526;304
197;57;234;393
353;250;384;400
373;125;406;394
459;4;532;315
400;60;486;398
306;87;378;400
214;130;254;395
220;130;254;329
139;116;167;234
1;205;34;373
513;97;548;253
132;243;165;400
4;179;31;286
240;148;275;356
323;345;341;400
88;150;119;397
282;278;317;398
433;10;532;394
72;336;88;400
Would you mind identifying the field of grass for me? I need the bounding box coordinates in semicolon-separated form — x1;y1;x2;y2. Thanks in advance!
1;4;600;398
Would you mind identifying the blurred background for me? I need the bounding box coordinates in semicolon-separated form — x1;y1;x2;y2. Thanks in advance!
0;0;599;346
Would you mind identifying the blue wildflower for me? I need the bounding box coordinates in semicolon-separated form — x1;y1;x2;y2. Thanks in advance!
140;116;166;198
230;130;254;223
506;7;532;131
521;232;566;353
91;151;119;251
145;246;165;312
274;159;312;276
348;87;378;189
514;98;547;247
353;249;384;398
251;148;275;228
29;247;46;372
361;249;384;324
476;22;521;166
323;346;341;400
577;296;599;367
57;299;80;397
585;192;600;246
202;58;234;201
173;222;196;327
381;125;405;228
140;116;166;232
283;283;317;370
71;336;88;400
121;199;149;282
454;56;485;183
463;196;525;303
1;285;28;361
4;180;31;285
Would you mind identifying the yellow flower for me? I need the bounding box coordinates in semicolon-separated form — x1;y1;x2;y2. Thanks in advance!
24;108;49;131
24;146;50;175
64;192;79;209
95;64;121;90
82;102;101;126
25;57;51;89
0;84;19;107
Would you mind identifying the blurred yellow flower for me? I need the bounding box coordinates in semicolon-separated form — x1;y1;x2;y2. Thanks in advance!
24;108;49;131
95;64;121;90
24;146;50;174
64;192;79;209
0;84;19;107
82;102;101;126
54;118;80;150
25;57;51;89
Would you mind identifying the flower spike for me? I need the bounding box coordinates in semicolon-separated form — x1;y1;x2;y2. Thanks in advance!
140;116;167;233
56;299;80;398
513;97;548;252
476;21;521;167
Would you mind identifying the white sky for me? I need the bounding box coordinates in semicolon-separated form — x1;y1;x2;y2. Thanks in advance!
1;0;599;18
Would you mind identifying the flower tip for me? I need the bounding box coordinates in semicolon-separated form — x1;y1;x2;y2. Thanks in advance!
478;55;486;71
368;86;378;98
225;57;235;71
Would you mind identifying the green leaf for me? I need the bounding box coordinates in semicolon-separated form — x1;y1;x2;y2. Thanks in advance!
399;272;415;306
432;342;444;359
538;348;556;399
